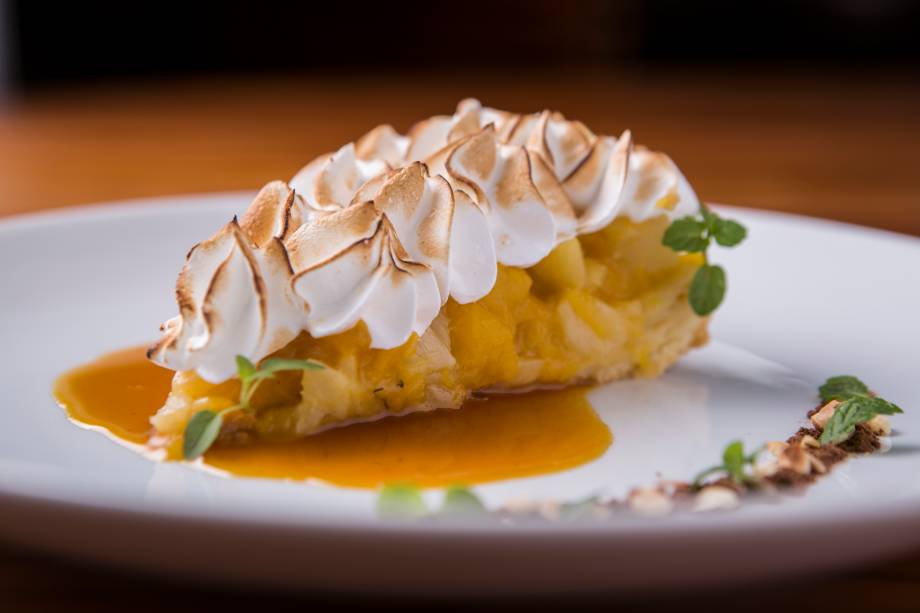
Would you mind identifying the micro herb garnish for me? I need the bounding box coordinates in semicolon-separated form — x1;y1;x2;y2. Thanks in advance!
376;484;429;520
182;355;323;460
440;485;488;517
692;440;763;488
817;375;903;445
662;204;747;316
818;375;871;403
376;484;487;520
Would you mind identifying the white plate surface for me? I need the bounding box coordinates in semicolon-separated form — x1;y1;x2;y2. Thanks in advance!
1;194;918;595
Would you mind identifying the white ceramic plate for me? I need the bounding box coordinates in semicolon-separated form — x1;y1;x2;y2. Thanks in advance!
1;195;918;595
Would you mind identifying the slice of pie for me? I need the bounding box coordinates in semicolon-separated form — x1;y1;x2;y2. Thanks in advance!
148;99;708;448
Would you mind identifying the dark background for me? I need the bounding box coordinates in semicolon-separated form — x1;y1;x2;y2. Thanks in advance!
2;0;919;91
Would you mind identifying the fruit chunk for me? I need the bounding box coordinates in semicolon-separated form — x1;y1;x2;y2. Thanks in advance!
529;238;586;293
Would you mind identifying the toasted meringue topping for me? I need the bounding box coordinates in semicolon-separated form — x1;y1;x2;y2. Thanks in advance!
150;100;700;382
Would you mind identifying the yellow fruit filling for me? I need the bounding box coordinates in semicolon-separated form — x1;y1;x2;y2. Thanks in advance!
151;216;706;446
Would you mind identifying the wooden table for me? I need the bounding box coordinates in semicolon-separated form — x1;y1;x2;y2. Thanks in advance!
1;71;919;611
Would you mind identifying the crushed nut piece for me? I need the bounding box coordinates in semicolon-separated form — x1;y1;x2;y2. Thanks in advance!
754;459;779;478
777;445;811;474
800;434;821;448
500;499;565;521
776;445;826;475
501;498;540;515
692;486;740;512
864;414;892;436
627;487;674;517
811;400;840;429
766;441;788;456
812;458;828;474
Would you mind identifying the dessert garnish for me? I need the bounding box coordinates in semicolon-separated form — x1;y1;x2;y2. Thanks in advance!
376;375;904;522
691;440;762;488
816;375;902;444
377;484;487;520
182;355;322;459
662;205;747;315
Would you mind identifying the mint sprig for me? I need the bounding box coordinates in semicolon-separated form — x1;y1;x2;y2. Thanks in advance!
817;375;902;445
662;204;747;316
692;440;762;488
182;355;323;460
818;375;870;403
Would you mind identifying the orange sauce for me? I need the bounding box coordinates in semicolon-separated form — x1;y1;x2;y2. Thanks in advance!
54;346;613;488
53;346;175;445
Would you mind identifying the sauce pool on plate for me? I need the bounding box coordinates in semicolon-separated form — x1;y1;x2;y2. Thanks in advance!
54;346;612;488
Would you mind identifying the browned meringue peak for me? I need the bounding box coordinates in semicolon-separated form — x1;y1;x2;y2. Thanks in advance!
352;98;661;234
285;196;442;349
375;98;604;180
148;216;303;383
562;130;633;233
289;141;389;212
429;124;577;266
238;181;299;245
284;162;495;332
355;124;408;167
404;98;516;162
523;110;597;179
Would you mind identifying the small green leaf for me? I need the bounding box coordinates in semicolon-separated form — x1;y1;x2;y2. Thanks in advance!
662;217;709;253
257;357;324;376
235;355;257;400
693;440;761;487
689;264;726;316
376;484;428;520
712;218;747;247
235;355;257;382
183;410;223;460
870;397;904;415
440;486;487;517
234;355;325;406
819;375;870;403
819;399;864;445
721;440;745;482
820;396;903;445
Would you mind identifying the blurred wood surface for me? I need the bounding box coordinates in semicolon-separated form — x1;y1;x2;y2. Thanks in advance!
0;70;918;233
1;71;919;612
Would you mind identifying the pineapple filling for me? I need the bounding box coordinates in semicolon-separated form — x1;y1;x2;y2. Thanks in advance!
155;216;703;442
